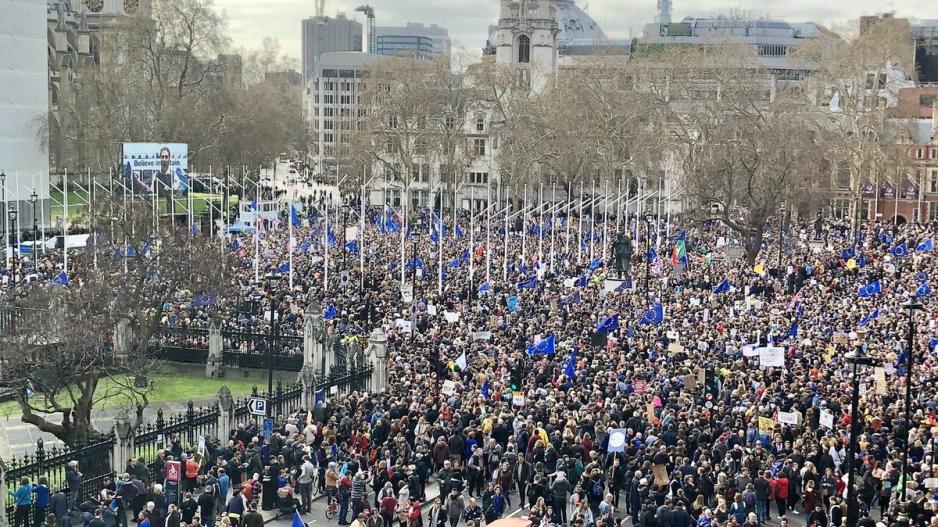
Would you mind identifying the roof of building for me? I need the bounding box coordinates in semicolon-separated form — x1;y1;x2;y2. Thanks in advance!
318;51;386;69
554;0;607;45
884;118;936;145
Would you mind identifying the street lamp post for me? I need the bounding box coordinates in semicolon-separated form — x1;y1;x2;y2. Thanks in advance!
643;213;654;302
777;206;786;273
897;302;924;522
8;208;18;286
844;331;875;527
30;190;38;266
264;273;282;417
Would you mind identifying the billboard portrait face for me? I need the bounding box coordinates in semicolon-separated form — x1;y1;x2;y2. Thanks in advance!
121;142;189;195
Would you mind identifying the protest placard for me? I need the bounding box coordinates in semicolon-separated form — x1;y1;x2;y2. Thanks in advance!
758;347;785;368
820;410;834;429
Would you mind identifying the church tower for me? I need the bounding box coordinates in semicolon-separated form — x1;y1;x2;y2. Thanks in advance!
492;0;560;93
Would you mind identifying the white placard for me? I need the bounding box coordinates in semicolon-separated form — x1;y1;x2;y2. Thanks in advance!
758;347;785;368
820;410;834;429
778;411;800;426
472;331;492;341
427;304;438;316
444;311;460;323
401;284;413;304
395;318;412;333
441;380;457;395
742;344;759;357
512;393;525;406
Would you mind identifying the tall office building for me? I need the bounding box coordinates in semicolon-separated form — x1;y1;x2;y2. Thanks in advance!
374;22;451;61
2;0;50;208
301;14;363;80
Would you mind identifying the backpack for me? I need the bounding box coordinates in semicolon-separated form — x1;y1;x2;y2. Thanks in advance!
591;479;603;499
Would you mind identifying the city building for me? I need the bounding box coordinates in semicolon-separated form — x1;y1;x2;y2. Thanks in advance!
2;0;51;211
301;14;363;81
305;51;384;167
914;20;938;82
374;22;451;61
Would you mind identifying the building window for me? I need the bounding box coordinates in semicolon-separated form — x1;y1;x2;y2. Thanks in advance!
757;44;786;56
830;199;849;219
444;115;455;130
323;107;334;117
473;138;486;156
476;116;485;132
518;35;530;64
323;133;334;144
916;148;925;159
340;95;351;104
389;189;401;208
469;172;489;184
323;95;334;104
835;162;850;189
930;169;938;193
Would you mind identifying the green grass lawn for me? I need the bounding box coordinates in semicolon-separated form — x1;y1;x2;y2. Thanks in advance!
46;192;241;227
0;372;260;419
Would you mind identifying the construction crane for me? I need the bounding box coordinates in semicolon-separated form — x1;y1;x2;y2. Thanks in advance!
355;4;375;54
315;0;325;17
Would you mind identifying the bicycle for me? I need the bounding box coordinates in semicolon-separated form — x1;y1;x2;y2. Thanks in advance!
324;496;339;520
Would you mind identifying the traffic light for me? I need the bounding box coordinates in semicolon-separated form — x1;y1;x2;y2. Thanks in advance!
510;363;523;391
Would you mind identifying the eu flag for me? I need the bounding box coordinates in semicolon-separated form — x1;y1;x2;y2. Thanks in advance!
564;350;577;379
517;278;537;289
323;304;337;320
916;282;931;299
597;314;619;333
857;280;882;298
574;275;588;288
713;278;730;294
892;244;909;258
52;271;69;286
527;335;555;355
639;303;664;325
588;258;603;272
506;295;520;312
479;282;491;294
290;206;301;227
917;239;934;252
277;262;290;273
345;240;359;254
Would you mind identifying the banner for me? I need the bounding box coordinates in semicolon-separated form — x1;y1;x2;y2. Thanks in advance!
777;411;800;426
121;142;189;195
758;346;785;368
758;416;776;433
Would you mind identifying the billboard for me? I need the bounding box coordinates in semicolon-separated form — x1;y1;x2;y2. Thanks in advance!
121;143;189;195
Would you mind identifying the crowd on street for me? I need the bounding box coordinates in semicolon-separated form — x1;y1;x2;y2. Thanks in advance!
5;180;938;527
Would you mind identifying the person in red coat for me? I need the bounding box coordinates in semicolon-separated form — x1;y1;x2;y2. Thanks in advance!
772;474;790;518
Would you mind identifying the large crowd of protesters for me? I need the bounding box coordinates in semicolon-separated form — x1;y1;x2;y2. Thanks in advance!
4;178;938;527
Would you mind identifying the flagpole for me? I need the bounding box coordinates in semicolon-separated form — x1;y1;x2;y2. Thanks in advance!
400;183;407;287
469;186;475;295
537;181;544;265
360;165;367;291
549;180;556;274
577;180;584;265
254;175;259;284
503;185;509;284
666;178;673;242
89;170;96;271
602;179;610;262
40;171;47;256
636;178;643;245
123;170;130;274
63;168;69;277
521;184;528;272
288;190;294;291
325;189;330;293
486;177;492;285
208;165;214;239
589;179;596;265
437;183;443;295
615;178;622;235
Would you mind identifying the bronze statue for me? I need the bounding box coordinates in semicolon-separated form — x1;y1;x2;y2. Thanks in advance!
612;233;633;279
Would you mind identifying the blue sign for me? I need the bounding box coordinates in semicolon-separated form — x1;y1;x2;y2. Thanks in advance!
262;418;273;439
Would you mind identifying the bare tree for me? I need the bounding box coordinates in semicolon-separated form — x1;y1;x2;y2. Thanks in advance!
0;201;232;445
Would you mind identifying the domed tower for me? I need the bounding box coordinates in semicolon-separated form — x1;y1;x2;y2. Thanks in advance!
491;0;605;93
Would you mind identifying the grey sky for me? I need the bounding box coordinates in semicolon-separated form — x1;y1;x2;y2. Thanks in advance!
217;0;936;62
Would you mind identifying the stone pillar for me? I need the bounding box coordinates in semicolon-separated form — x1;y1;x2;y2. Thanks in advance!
112;411;134;475
216;386;235;444
205;321;224;378
298;303;324;410
366;327;388;393
114;318;132;364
